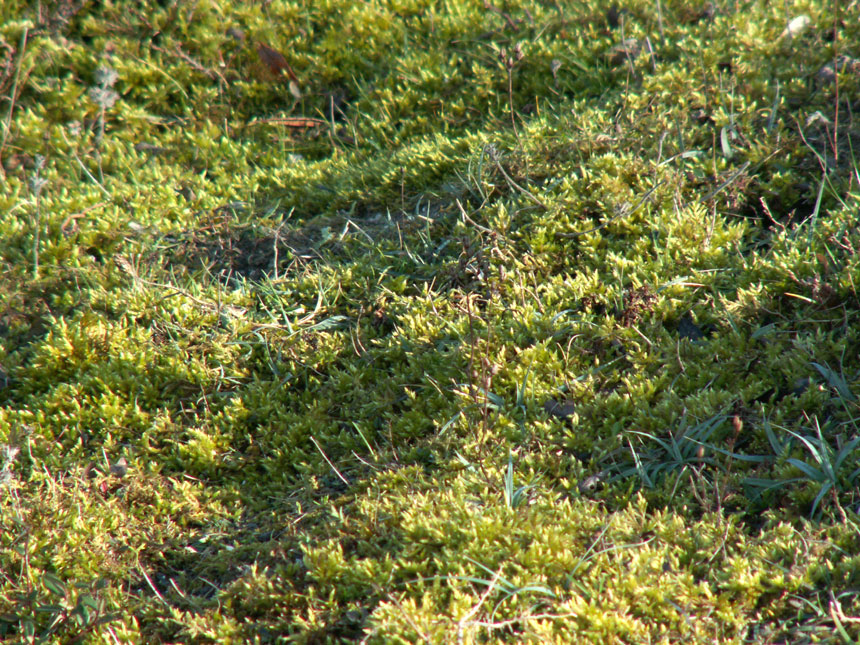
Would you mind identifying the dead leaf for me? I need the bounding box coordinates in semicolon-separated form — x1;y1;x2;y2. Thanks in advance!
606;5;621;29
134;142;169;155
680;2;715;24
255;41;299;83
816;55;860;86
335;127;356;145
226;27;246;42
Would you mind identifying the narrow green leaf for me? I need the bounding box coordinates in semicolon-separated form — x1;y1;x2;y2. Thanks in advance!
516;363;531;408
78;594;99;611
33;605;63;613
810;482;834;517
505;456;514;508
787;458;826;482
41;573;66;597
811;362;857;402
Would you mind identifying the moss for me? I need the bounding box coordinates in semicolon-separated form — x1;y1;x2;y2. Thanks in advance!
1;0;859;642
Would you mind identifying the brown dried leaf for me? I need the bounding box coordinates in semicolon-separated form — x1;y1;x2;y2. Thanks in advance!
226;27;246;42
255;41;299;83
619;285;656;327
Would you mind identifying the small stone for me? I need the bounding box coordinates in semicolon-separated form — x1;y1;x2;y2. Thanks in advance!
110;457;128;478
780;15;810;40
577;472;606;495
816;56;860;86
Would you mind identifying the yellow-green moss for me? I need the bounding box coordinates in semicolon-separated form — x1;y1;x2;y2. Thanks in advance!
1;0;859;642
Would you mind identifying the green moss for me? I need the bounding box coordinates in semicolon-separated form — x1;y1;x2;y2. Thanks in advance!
1;0;859;642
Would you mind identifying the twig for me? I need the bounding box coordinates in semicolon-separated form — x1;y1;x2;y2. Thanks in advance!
698;161;750;203
456;199;494;234
0;27;28;175
59;127;113;198
138;565;170;607
310;436;350;486
61;201;107;234
831;0;841;165
29;155;47;278
248;117;327;128
486;145;548;210
457;565;505;642
558;180;664;238
483;1;518;29
655;0;666;42
471;611;578;631
645;36;657;73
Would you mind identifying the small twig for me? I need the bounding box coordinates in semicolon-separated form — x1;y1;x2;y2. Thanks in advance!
456;199;494;234
558;180;664;238
29;155;47;279
495;44;526;150
644;36;657;73
60;127;113;198
698;161;750;203
138;565;170;607
155;42;225;84
655;0;666;41
61;201;107;234
309;436;350;486
471;611;577;631
483;1;518;29
72;150;112;198
247;116;327;128
486;145;548;210
0;27;28;175
830;590;860;624
378;593;433;644
114;256;248;319
831;0;841;165
507;61;519;145
457;565;505;640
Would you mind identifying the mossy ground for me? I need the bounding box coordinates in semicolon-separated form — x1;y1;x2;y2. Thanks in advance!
1;0;859;642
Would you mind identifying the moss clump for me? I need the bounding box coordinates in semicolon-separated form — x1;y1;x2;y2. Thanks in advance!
1;0;859;642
